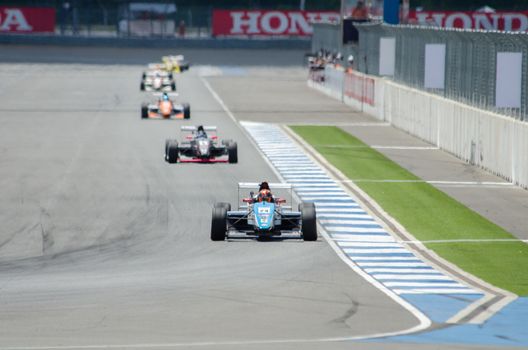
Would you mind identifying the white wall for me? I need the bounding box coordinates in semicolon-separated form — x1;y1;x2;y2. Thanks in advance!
308;66;528;189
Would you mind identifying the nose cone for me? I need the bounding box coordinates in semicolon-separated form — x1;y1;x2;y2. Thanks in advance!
159;101;172;117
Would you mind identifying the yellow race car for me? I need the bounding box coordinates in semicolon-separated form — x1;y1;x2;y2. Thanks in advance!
161;55;190;73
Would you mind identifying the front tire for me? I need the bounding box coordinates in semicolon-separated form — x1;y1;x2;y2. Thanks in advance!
211;204;228;241
182;103;190;119
165;140;179;164
141;103;148;119
171;82;176;91
227;142;238;164
140;82;145;91
301;202;317;241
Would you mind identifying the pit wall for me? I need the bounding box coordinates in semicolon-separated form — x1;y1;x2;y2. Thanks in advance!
308;66;528;189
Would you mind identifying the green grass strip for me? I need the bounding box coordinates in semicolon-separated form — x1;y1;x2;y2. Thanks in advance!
291;125;528;296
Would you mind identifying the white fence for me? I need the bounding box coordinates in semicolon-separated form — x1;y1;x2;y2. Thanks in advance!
308;66;528;189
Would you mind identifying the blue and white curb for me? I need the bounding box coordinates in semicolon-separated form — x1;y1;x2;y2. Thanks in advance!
242;121;485;321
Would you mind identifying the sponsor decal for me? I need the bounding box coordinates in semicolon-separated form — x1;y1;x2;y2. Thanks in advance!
409;11;528;32
0;7;55;33
212;10;339;37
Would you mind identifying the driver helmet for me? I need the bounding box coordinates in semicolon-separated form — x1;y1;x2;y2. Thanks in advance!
258;189;272;202
259;181;270;191
162;92;169;101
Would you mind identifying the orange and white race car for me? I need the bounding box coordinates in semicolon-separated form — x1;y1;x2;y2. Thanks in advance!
141;93;190;120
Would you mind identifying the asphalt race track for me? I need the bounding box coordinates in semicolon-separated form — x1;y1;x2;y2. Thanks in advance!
0;46;515;350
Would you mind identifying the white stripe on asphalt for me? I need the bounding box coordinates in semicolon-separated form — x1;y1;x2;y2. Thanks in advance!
331;234;396;242
357;262;429;267
343;248;410;254
374;274;452;280
320;219;378;225
395;289;478;295
383;282;465;288
365;268;438;273
325;227;386;233
318;214;373;219
337;242;401;248
352;256;419;261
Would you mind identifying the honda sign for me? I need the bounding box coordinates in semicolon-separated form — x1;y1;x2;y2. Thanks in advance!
212;10;339;37
0;7;55;33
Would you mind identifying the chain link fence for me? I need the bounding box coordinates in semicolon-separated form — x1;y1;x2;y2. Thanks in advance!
356;24;528;121
312;23;528;121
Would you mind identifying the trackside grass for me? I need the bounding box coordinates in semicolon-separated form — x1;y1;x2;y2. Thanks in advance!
291;125;528;296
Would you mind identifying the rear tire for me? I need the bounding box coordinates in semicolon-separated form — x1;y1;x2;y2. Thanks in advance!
140;82;145;91
211;205;228;241
165;140;179;164
171;82;176;91
216;202;231;211
227;142;238;164
141;103;148;119
182;103;190;119
301;202;317;241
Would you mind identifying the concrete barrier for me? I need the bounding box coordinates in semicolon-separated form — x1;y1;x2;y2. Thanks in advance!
0;33;311;50
309;66;528;189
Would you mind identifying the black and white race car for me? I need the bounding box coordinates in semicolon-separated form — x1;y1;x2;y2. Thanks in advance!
165;126;237;164
140;70;176;92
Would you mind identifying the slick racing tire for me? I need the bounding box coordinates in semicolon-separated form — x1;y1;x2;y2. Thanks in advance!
165;140;179;164
171;82;176;91
140;82;145;91
168;73;173;80
142;72;146;79
211;204;228;241
301;202;317;241
141;103;148;119
216;202;231;211
227;142;238;164
182;103;191;119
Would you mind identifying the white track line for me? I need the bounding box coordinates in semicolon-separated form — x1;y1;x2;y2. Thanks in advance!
336;179;513;186
314;144;439;150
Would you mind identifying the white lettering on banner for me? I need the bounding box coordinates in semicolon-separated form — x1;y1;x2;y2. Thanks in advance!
412;11;528;31
289;12;312;34
223;11;339;36
230;11;260;34
444;13;472;28
503;14;528;32
431;13;446;26
473;14;500;30
0;8;33;31
260;11;289;34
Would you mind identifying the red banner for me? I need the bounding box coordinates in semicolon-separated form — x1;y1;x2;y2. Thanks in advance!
344;72;375;106
212;10;339;37
408;11;528;32
0;7;55;33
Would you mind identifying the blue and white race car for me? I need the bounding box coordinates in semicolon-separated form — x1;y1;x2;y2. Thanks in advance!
210;182;317;241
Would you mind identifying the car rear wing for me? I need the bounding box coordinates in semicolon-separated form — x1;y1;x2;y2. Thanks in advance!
148;63;165;69
152;92;178;98
238;183;292;190
163;55;184;61
145;70;170;77
181;126;217;132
